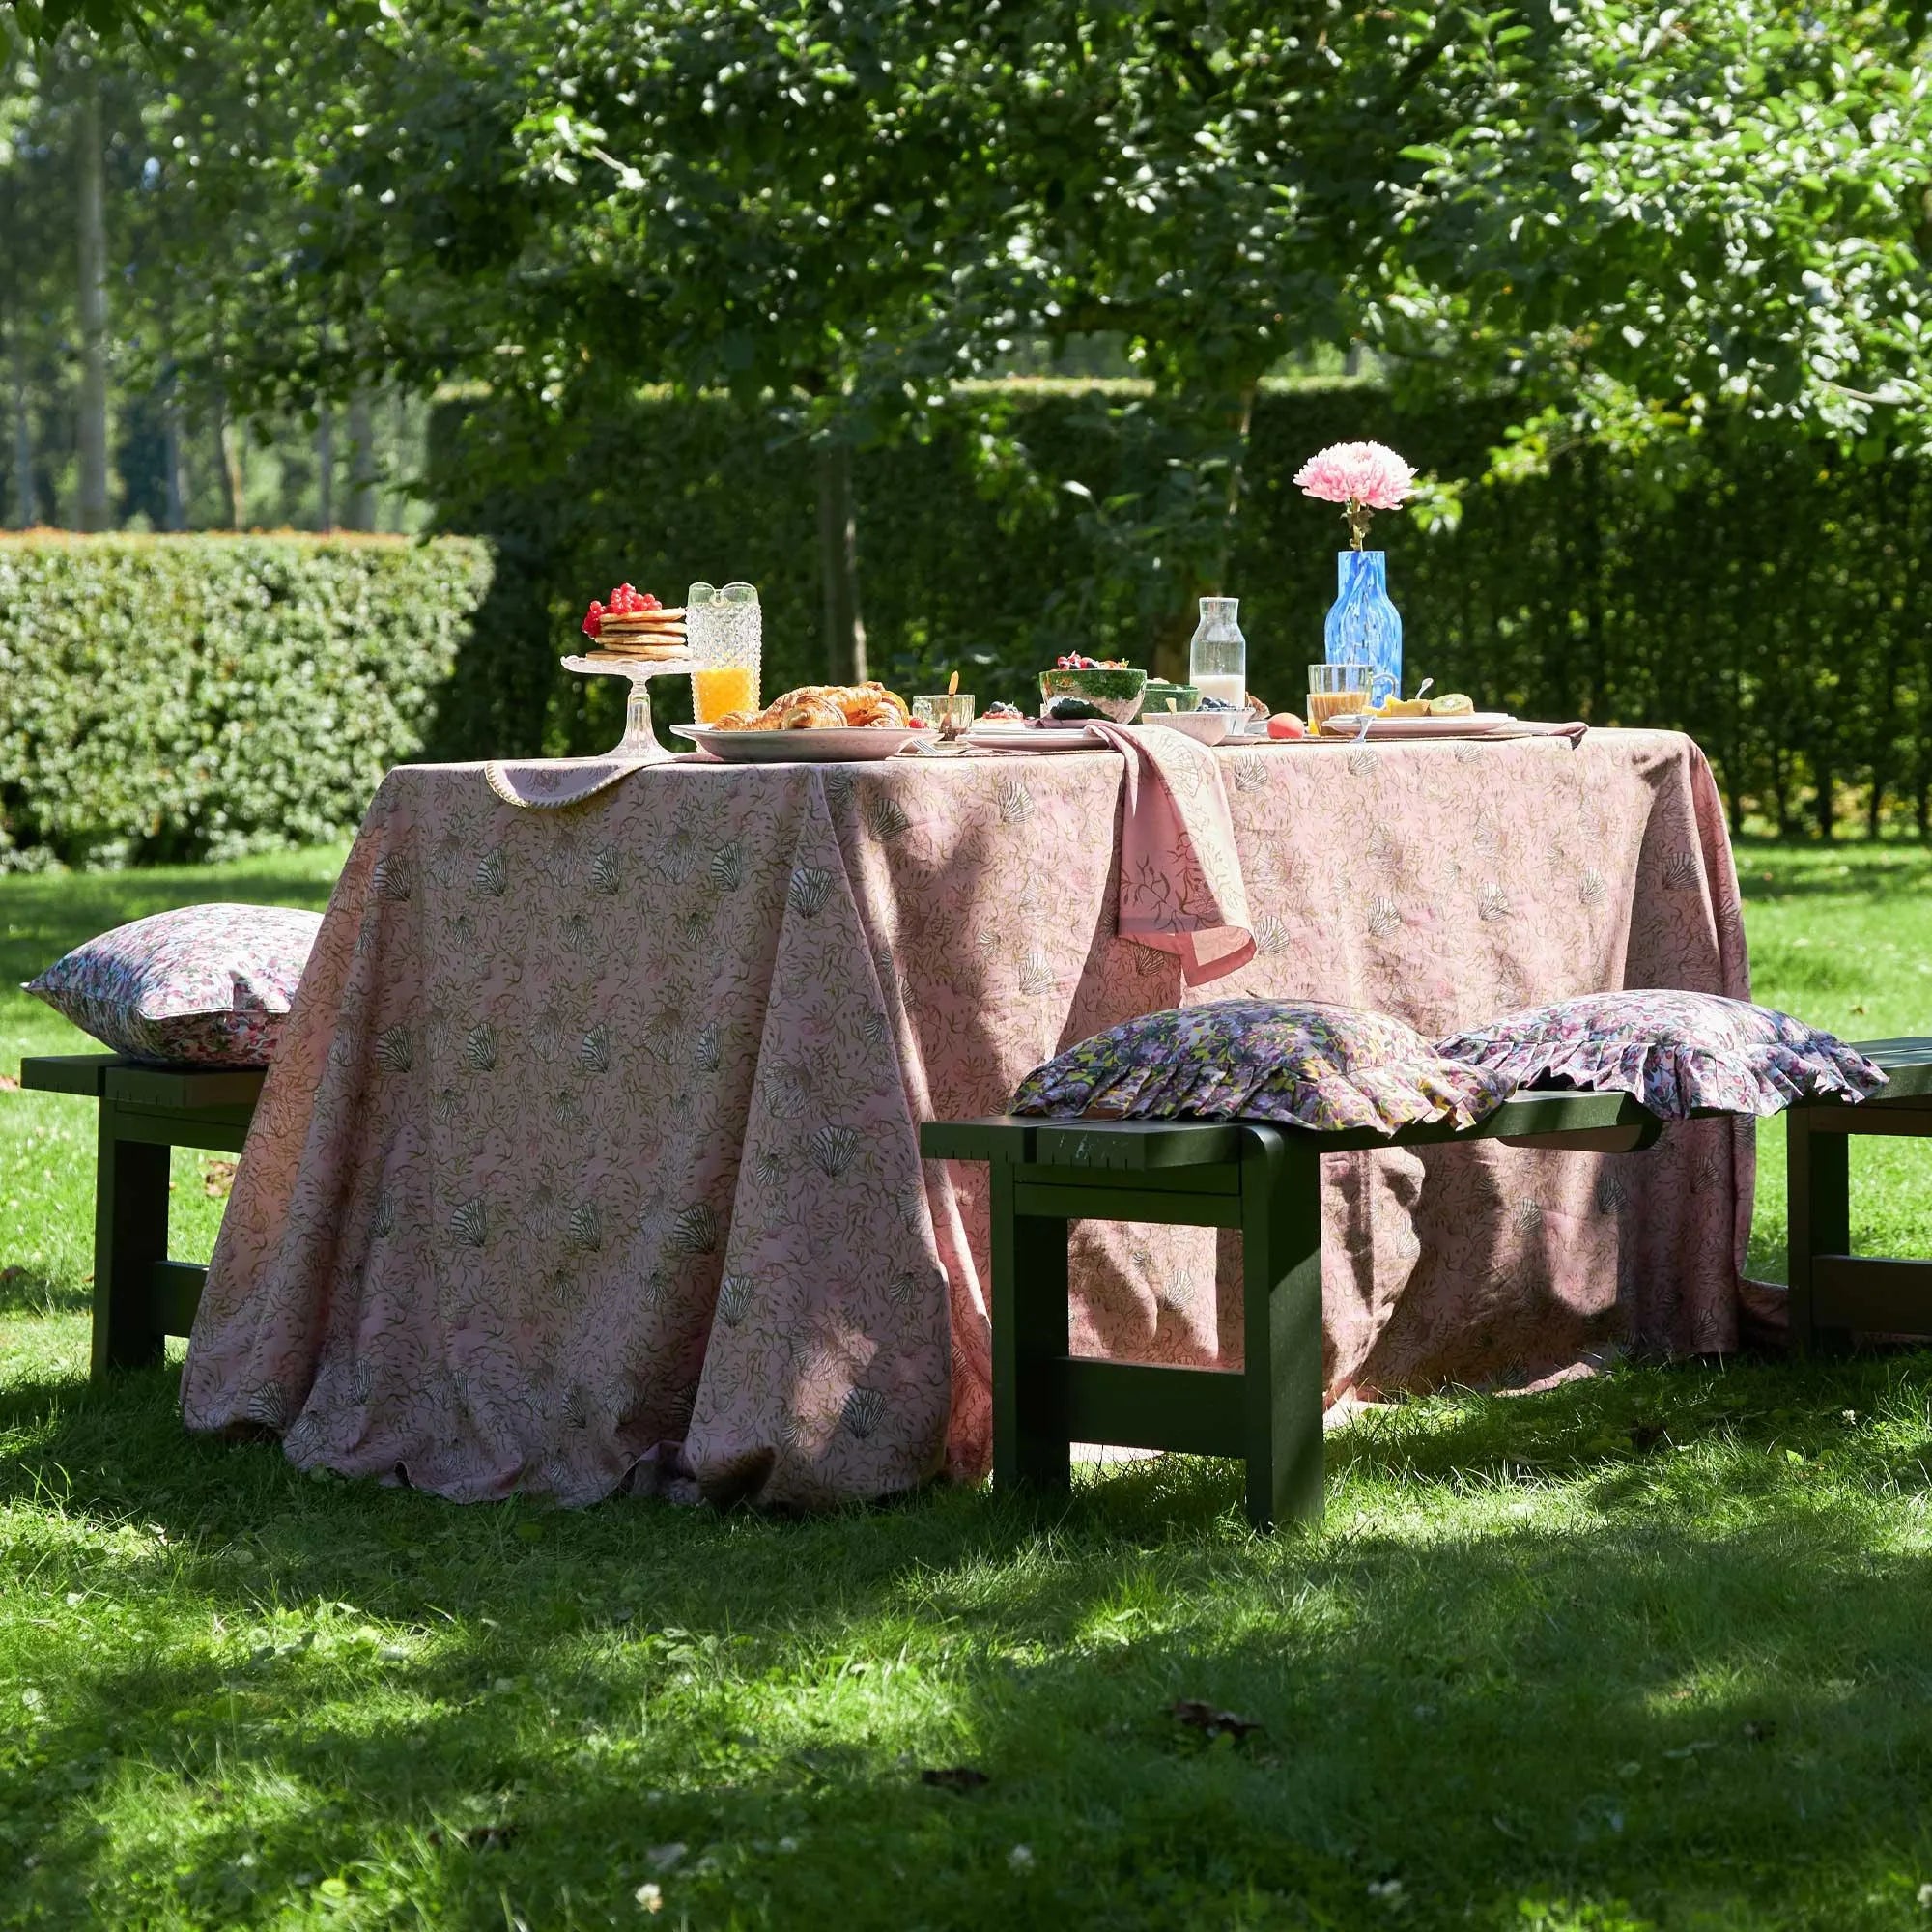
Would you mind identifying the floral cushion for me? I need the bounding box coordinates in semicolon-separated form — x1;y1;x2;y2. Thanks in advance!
25;902;323;1067
1434;989;1887;1120
1011;998;1516;1134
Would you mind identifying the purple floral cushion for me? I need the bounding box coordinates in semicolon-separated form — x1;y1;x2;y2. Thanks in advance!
1435;990;1887;1119
25;902;323;1067
1012;998;1515;1134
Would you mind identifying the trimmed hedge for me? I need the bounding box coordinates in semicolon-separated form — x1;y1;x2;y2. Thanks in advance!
434;384;1932;837
0;534;494;867
8;390;1925;868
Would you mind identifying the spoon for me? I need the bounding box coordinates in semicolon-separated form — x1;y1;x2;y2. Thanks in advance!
1354;677;1432;743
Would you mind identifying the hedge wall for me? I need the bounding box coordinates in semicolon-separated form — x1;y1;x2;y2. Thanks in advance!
6;392;1922;869
434;384;1932;837
0;534;493;867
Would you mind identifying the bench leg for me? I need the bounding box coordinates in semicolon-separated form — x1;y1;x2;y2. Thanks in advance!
1240;1129;1324;1531
1788;1108;1851;1357
93;1100;171;1376
988;1163;1072;1496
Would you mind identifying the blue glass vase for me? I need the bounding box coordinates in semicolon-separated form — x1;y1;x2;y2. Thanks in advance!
1323;550;1402;692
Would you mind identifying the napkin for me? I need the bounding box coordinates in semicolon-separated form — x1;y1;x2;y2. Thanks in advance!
1081;721;1255;984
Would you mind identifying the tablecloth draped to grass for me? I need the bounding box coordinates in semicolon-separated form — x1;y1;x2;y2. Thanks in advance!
183;729;1749;1507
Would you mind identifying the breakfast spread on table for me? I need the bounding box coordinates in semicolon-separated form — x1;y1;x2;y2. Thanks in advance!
579;583;689;660
563;572;1535;764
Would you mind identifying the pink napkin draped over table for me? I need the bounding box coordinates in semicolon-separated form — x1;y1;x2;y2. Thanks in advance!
184;727;1751;1508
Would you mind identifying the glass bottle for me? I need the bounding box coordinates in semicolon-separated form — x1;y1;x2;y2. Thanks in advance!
1188;596;1246;712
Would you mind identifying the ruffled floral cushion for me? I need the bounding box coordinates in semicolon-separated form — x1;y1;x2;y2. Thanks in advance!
1011;998;1515;1134
25;902;323;1067
1434;989;1887;1120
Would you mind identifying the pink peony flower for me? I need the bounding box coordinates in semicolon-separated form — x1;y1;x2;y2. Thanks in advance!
1293;441;1415;511
1293;441;1416;548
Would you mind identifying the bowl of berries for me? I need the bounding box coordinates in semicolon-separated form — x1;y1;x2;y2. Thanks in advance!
1037;655;1148;723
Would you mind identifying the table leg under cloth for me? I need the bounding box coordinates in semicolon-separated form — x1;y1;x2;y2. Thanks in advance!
185;728;1750;1507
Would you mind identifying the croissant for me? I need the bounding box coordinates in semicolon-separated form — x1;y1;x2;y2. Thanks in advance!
716;681;914;732
768;694;847;730
842;683;912;727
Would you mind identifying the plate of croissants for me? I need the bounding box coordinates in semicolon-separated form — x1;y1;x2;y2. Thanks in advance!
672;681;923;763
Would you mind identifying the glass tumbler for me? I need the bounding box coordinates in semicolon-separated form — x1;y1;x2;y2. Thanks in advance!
912;693;976;740
688;581;762;724
1307;661;1395;735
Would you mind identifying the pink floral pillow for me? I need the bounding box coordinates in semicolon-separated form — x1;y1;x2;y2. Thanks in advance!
25;902;323;1067
1012;998;1515;1135
1435;990;1887;1119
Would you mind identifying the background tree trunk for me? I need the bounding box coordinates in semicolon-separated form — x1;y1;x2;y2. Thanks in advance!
160;369;185;531
347;388;378;531
75;71;111;532
816;439;867;683
9;321;33;528
1152;378;1260;684
213;392;243;530
316;404;334;532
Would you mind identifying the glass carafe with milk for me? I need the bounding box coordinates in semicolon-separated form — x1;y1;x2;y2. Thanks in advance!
1188;596;1246;713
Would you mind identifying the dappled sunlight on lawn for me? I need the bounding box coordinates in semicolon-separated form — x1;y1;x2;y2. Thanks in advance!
7;839;1932;1927
7;1350;1932;1927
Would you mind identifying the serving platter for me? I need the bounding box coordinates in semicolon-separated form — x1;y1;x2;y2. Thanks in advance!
672;723;920;764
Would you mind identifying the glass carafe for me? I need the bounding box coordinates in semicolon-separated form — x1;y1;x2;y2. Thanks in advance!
687;581;762;724
1188;596;1246;713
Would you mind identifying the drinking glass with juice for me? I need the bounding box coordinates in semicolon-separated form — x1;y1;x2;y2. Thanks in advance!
1307;663;1394;734
693;665;758;723
687;582;762;724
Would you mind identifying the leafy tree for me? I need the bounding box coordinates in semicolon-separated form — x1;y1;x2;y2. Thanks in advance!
465;1;1932;668
28;0;1932;672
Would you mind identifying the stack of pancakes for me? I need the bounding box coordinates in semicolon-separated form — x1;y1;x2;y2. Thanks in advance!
589;606;687;662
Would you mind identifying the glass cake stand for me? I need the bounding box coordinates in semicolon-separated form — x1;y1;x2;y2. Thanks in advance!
560;653;696;763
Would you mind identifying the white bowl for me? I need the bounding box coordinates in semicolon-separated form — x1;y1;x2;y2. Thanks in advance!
1134;712;1232;746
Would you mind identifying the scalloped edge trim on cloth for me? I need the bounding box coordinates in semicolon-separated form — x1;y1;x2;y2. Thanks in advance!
1433;1032;1889;1120
1012;1051;1514;1135
483;759;646;810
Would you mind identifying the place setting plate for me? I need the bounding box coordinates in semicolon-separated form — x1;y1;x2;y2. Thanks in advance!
963;724;1114;753
672;724;922;764
1322;712;1516;740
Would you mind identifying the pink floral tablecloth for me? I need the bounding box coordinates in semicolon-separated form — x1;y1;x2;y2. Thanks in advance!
184;728;1750;1507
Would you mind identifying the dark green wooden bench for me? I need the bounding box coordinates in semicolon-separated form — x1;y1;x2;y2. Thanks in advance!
18;1054;264;1376
1787;1037;1932;1351
922;1089;1677;1531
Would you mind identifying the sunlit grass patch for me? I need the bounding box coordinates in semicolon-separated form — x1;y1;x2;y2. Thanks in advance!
5;840;1932;1927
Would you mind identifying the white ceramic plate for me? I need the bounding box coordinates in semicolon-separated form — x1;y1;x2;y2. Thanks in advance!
965;724;1112;752
673;724;920;763
1324;712;1515;739
1135;712;1232;746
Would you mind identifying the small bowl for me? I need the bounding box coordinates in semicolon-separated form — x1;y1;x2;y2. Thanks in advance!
1137;710;1230;746
1038;666;1148;724
1137;680;1202;717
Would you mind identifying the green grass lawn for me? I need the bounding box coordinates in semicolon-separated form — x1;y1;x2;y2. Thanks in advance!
6;838;1932;1930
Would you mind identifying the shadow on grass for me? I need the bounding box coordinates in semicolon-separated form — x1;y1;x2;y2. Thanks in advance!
0;1266;87;1319
0;861;343;993
9;1353;1932;1927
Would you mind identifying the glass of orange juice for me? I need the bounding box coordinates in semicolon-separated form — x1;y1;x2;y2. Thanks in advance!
689;582;762;724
